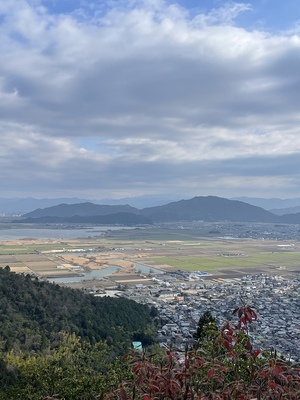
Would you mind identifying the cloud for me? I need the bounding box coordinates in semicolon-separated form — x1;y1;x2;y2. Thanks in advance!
0;0;300;198
196;2;252;26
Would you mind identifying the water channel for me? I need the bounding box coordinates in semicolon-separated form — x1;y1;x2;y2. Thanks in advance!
50;262;165;284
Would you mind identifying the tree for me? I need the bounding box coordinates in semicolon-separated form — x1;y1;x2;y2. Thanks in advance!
194;310;217;340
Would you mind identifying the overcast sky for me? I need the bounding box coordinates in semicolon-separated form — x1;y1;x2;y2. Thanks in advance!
1;0;300;200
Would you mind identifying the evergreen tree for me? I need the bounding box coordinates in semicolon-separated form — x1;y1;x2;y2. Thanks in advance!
194;310;217;340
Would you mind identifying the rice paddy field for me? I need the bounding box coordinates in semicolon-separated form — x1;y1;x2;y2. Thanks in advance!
150;252;300;271
146;239;300;274
0;226;299;280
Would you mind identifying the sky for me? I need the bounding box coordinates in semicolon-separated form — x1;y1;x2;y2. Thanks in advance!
1;0;300;200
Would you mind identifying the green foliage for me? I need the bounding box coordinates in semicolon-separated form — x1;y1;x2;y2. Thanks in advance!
0;267;156;353
194;310;217;341
0;333;133;400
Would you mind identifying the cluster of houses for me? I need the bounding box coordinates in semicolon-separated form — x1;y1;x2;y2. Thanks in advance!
119;272;300;362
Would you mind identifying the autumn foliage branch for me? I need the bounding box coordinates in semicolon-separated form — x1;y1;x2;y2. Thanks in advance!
105;304;300;400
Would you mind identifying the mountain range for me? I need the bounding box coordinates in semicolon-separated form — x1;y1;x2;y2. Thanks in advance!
3;195;300;215
0;195;181;214
14;196;300;225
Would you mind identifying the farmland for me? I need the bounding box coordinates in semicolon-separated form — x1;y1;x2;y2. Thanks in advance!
0;225;299;284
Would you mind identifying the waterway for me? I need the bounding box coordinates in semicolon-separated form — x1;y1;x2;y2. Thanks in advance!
135;262;164;275
0;225;134;240
50;262;165;284
50;264;121;284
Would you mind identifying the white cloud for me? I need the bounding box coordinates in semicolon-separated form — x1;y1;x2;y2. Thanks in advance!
0;0;300;198
195;2;252;26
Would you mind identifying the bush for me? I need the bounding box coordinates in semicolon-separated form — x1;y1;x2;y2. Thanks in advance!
105;304;300;400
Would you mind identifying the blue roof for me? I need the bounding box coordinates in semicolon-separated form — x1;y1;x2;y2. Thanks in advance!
132;341;143;350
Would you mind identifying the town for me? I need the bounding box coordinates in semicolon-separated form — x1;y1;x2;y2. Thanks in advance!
92;270;300;362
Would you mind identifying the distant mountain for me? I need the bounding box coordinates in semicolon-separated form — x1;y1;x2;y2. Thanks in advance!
233;197;300;210
277;212;300;224
139;196;278;223
23;202;139;218
4;195;300;215
16;212;152;226
16;195;300;225
0;197;89;214
0;195;181;214
270;206;300;216
16;195;285;224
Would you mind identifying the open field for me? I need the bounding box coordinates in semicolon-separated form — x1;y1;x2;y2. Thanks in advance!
150;251;300;271
0;227;299;282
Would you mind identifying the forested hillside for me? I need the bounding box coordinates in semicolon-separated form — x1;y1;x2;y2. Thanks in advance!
0;267;156;353
0;267;157;399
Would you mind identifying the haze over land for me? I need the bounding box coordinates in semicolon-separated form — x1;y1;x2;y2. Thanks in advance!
1;1;300;200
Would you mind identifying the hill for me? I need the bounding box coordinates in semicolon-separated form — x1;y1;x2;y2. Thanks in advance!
233;196;300;210
0;195;180;214
23;202;139;218
0;197;89;214
0;267;156;353
16;196;284;224
270;205;300;216
140;196;278;223
277;211;300;224
16;195;300;224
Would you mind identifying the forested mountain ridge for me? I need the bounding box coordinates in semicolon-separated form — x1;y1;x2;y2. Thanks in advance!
23;202;139;218
0;267;156;353
15;195;300;224
18;195;282;224
140;196;278;222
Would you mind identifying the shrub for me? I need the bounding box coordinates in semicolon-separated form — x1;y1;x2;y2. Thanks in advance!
105;304;300;400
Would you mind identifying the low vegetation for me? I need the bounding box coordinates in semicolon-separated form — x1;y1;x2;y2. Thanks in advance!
0;267;299;399
150;251;300;271
106;305;300;400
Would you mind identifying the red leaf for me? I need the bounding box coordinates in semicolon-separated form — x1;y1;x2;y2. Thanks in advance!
149;384;160;393
245;340;252;351
224;340;233;351
207;368;215;379
120;387;127;399
273;365;282;374
169;380;181;393
245;311;252;323
253;349;261;358
268;380;276;389
133;362;143;374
